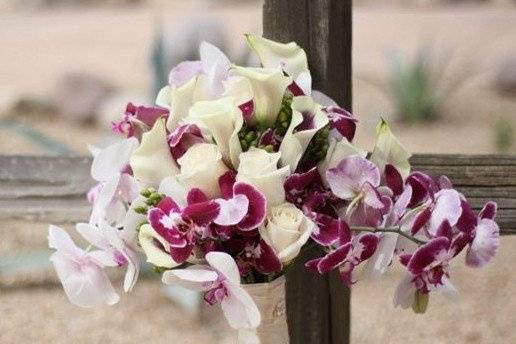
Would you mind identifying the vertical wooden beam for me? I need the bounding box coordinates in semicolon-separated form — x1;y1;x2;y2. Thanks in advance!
263;1;352;343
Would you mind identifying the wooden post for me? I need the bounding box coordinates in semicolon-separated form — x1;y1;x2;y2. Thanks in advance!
263;1;352;343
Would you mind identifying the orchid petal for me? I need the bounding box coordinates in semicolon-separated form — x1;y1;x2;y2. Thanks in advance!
91;137;139;182
428;189;462;236
327;155;380;200
221;283;261;330
214;194;249;226
479;201;497;220
205;251;241;284
234;182;267;230
317;243;352;274
407;237;450;275
466;218;500;268
162;267;218;291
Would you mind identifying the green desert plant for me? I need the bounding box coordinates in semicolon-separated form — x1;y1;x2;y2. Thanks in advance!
384;46;473;123
493;117;514;153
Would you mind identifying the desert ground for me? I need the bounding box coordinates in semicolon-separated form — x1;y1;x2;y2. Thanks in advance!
0;0;515;343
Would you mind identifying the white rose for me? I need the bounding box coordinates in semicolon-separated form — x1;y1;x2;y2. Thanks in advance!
259;203;315;263
187;97;243;169
236;148;290;207
177;143;229;198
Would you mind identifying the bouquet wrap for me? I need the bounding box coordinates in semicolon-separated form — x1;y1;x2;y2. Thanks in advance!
238;276;289;344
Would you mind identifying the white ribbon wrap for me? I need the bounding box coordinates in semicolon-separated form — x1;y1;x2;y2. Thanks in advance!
237;276;289;344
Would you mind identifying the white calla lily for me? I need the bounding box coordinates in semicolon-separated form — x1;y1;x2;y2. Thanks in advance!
370;119;411;179
130;118;179;185
245;34;310;94
187;97;243;168
231;66;290;126
279;96;329;171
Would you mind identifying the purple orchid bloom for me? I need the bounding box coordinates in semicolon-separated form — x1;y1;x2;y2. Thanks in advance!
305;221;379;286
167;123;205;160
147;189;220;264
409;188;462;237
397;221;457;297
323;106;357;142
111;102;169;139
226;235;282;275
327;155;389;227
455;201;500;267
217;171;267;231
284;167;342;245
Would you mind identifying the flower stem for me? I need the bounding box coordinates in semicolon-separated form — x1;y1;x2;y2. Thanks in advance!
350;226;427;245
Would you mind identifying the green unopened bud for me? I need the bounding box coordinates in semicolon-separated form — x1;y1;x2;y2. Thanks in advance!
140;188;156;198
152;266;169;274
134;205;148;215
412;290;429;314
263;144;274;153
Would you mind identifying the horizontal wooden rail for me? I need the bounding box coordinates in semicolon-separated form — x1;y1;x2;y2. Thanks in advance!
0;155;515;230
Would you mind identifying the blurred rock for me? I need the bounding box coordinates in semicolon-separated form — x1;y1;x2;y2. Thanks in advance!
495;57;516;96
53;72;115;123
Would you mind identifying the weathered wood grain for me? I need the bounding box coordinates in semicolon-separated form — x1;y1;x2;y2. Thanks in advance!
264;1;352;343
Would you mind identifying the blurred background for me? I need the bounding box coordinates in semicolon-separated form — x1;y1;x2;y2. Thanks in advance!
0;0;515;343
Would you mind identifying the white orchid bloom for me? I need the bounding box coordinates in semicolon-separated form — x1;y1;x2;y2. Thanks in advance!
48;225;120;308
162;252;261;330
89;137;139;226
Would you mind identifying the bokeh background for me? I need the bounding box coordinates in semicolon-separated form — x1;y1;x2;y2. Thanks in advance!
0;0;515;343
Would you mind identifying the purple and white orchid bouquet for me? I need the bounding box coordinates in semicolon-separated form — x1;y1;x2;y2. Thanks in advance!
48;34;500;339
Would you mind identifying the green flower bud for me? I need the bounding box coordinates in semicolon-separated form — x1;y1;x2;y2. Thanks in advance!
412;290;429;314
134;205;148;215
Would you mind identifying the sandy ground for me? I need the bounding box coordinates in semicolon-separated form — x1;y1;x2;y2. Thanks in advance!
1;1;516;343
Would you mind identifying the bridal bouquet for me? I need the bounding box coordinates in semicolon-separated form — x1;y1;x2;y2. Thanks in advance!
48;34;500;342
